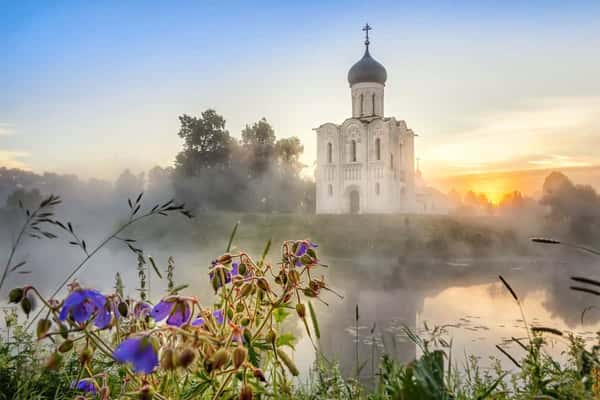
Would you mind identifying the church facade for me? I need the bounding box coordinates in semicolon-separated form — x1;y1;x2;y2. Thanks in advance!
315;25;417;214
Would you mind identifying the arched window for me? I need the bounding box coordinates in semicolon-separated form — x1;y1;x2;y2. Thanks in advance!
375;182;380;195
375;138;381;161
351;140;357;162
328;184;333;196
327;142;333;163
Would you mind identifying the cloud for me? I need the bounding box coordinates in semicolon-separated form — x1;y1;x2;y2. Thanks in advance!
421;96;600;178
0;150;30;170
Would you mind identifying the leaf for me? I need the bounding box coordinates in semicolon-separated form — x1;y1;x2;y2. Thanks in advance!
10;261;27;272
308;301;321;339
259;239;271;266
273;307;290;324
170;284;189;294
226;221;239;252
148;256;163;279
276;333;296;349
135;192;143;204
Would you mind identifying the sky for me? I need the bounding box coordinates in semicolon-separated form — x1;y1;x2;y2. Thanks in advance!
2;1;600;197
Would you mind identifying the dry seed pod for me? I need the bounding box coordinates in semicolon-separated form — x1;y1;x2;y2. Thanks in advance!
233;346;247;369
239;384;253;400
177;348;196;368
160;347;175;370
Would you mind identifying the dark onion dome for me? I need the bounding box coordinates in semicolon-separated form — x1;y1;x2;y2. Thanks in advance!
347;47;387;86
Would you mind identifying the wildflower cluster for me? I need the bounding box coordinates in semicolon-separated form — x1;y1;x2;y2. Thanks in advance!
8;239;333;399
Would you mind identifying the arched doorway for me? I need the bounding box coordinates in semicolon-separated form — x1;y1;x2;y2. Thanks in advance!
349;190;360;214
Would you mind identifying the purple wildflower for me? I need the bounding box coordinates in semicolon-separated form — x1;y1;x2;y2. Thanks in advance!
231;262;239;276
113;336;158;374
213;309;224;325
133;302;151;319
191;316;206;327
150;298;191;327
74;379;97;394
59;289;111;329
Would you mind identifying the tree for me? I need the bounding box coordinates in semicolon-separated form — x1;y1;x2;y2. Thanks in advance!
175;110;234;175
115;169;145;200
241;118;276;177
275;137;304;176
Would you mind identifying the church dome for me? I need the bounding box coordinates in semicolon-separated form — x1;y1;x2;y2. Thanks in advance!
347;47;387;86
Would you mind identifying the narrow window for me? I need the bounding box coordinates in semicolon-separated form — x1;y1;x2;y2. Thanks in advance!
327;142;332;163
351;140;357;162
390;153;394;169
375;182;380;195
328;184;333;196
375;138;381;161
372;93;376;114
360;94;364;115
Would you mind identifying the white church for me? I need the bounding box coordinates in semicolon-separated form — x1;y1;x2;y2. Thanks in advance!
315;25;446;215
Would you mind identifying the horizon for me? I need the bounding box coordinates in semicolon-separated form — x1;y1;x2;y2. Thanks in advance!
2;1;600;200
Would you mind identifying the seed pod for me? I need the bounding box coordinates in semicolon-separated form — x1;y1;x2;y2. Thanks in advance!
238;263;247;276
296;303;306;319
233;346;247;369
277;349;299;376
302;288;318;298
177;348;196;368
288;270;300;285
20;296;32;315
160;347;175;370
138;385;154;400
37;318;51;340
8;287;24;303
236;302;245;313
239;384;253;400
256;278;270;292
79;347;93;364
118;302;129;318
58;339;73;353
45;352;62;370
239;282;253;298
240;317;250;327
253;367;266;382
208;348;229;371
227;308;234;320
58;322;69;339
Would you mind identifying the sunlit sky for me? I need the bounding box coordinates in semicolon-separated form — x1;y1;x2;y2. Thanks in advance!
2;1;600;196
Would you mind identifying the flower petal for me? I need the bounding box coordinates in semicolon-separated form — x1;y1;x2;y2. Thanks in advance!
166;302;190;327
150;300;175;322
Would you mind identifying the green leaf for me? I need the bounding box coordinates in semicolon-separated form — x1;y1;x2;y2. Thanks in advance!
226;221;239;252
308;301;321;339
259;239;271;266
148;256;163;279
276;333;296;349
273;307;290;324
170;284;189;294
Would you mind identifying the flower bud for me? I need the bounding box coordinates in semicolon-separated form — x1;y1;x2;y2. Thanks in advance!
302;288;318;298
239;384;253;400
37;318;51;340
118;302;129;318
236;302;245;313
177;348;196;368
138;385;154;400
208;348;229;371
8;287;24;303
296;303;306;319
256;278;270;292
288;270;300;285
58;339;73;353
240;317;250;327
277;349;299;376
160;347;175;370
238;263;248;276
233;346;247;369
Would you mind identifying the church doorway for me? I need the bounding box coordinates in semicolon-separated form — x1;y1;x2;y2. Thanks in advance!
349;190;360;214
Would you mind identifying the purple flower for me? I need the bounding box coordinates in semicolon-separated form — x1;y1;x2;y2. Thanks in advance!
191;316;206;327
231;262;239;276
150;298;191;327
113;336;158;374
295;243;308;257
213;309;224;325
209;267;231;290
74;379;97;394
59;289;111;329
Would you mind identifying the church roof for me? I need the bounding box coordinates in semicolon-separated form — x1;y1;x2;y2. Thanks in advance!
347;24;387;86
347;48;387;86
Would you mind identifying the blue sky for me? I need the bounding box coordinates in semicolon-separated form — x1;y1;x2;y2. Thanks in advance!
2;1;600;187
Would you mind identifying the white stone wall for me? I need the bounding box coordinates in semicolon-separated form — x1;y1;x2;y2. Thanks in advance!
351;82;384;118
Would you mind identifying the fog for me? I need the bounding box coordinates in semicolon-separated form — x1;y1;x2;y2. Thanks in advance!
2;160;600;378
